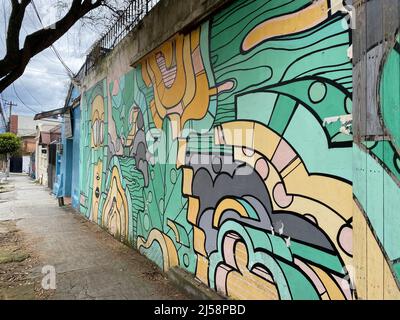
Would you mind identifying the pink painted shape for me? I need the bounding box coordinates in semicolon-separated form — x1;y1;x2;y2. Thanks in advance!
156;53;177;88
165;102;184;116
271;139;297;172
242;147;255;157
216;264;232;295
255;158;269;180
112;80;120;96
217;81;234;93
192;47;204;75
338;225;353;256
273;183;293;208
223;233;240;269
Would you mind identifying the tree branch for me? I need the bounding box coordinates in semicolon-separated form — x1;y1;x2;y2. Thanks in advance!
0;0;104;93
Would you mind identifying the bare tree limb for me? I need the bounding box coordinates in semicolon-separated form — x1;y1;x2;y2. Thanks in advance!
0;0;106;93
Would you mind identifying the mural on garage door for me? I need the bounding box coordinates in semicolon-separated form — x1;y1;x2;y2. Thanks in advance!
80;0;355;299
353;33;400;292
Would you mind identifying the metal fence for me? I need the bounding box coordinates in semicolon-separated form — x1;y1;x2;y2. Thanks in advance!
84;0;161;74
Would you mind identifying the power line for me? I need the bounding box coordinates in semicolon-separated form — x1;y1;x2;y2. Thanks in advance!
26;67;70;77
18;80;48;110
12;84;41;114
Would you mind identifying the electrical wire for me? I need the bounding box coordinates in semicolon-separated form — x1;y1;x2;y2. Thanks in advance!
25;67;70;77
12;84;41;114
30;0;75;79
17;80;48;110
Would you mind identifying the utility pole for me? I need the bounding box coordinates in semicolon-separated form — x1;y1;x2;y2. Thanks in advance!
7;101;17;132
4;101;17;179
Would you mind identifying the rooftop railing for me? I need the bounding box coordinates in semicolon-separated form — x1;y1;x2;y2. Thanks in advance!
84;0;160;74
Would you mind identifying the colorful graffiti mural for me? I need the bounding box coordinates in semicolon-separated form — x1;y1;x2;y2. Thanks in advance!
80;0;357;299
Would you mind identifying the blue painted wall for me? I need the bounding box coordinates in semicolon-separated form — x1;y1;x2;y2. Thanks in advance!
71;106;80;209
53;119;73;197
53;85;81;202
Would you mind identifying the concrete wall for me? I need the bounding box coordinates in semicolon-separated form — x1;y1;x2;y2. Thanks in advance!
22;156;30;174
35;144;48;186
16;115;59;137
352;0;400;299
77;0;396;299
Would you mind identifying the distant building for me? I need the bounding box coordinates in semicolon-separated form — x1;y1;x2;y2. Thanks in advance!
34;123;61;188
34;84;81;205
8;115;60;175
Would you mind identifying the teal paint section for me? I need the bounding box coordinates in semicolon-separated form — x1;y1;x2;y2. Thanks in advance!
284;106;352;181
353;145;400;261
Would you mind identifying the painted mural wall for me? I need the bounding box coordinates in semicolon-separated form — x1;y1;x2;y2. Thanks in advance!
80;0;357;300
352;0;400;299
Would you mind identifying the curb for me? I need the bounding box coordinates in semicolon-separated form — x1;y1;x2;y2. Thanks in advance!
166;267;225;300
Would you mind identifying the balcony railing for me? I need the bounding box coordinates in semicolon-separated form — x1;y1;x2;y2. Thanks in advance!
84;0;160;74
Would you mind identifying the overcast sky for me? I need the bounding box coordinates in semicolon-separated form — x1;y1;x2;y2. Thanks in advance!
0;0;99;121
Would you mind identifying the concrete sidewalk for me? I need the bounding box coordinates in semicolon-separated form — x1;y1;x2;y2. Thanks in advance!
0;174;188;300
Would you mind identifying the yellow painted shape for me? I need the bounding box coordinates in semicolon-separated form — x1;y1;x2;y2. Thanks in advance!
182;168;194;196
225;242;279;300
182;34;196;108
283;163;352;221
168;114;181;139
141;59;152;87
222;121;280;159
213;198;249;228
190;28;200;50
219;121;255;150
181;72;215;128
233;146;259;168
176;138;187;168
193;226;207;257
159;40;174;68
137;229;179;271
164;233;179;268
187;196;200;225
195;254;209;285
310;265;345;300
242;0;329;51
91;95;105;148
167;219;180;243
102;166;129;240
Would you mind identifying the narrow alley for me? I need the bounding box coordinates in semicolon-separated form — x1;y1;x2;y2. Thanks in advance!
0;174;188;300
